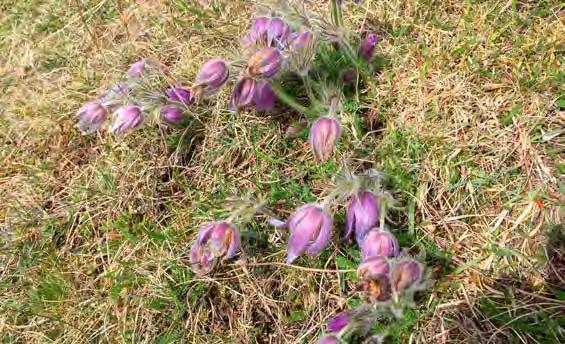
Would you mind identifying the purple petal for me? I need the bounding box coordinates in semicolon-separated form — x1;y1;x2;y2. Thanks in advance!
305;209;332;256
254;82;276;112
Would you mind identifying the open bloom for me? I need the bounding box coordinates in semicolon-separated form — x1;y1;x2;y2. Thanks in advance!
247;47;283;78
345;191;380;242
230;77;257;110
108;105;143;135
189;221;241;274
275;204;333;264
194;59;229;96
391;259;424;293
166;85;194;105
359;33;378;61
254;81;276;112
359;228;399;260
160;105;184;124
309;116;341;162
76;102;108;134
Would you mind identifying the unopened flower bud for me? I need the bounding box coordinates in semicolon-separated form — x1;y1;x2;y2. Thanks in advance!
230;77;257;110
166;85;194;105
391;259;424;293
309;116;341;162
345;191;380;242
359;229;399;260
254;81;276;112
160;105;184;124
359;33;378;61
190;221;241;275
127;59;146;77
194;59;229;96
243;17;270;45
108;105;143;135
247;48;283;78
273;204;333;264
76;102;108;134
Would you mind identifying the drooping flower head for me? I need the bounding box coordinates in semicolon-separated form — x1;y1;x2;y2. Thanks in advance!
243;16;270;45
189;221;242;275
359;228;400;260
275;204;333;264
345;191;380;242
76;102;108;134
357;256;392;302
309;116;341;162
266;17;290;47
254;81;276;112
108;105;143;135
166;85;194;105
193;59;229;96
244;17;290;48
160;105;184;125
359;33;378;61
391;259;424;294
230;77;257;110
247;47;283;78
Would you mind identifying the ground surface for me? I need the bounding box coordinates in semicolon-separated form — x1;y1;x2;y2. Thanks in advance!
1;0;564;343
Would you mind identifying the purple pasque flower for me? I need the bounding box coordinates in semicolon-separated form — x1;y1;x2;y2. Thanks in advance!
327;312;350;333
189;221;242;275
166;85;194;105
243;16;270;45
359;228;399;260
126;59;146;77
359;33;378;61
309;116;341;162
194;58;229;96
345;191;380;242
290;30;315;49
267;17;290;47
160;105;184;124
318;335;340;344
281;204;333;264
357;256;390;281
391;259;424;293
108;105;143;135
247;47;283;78
230;77;257;110
254;81;276;112
76;101;108;134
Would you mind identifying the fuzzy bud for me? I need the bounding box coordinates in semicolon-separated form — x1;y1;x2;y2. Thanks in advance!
359;229;399;260
267;17;290;47
391;259;424;293
189;221;241;275
108;105;143;135
247;48;283;78
345;191;380;242
160;105;184;124
309;116;341;162
76;102;108;134
194;59;229;96
243;17;270;45
230;77;257;110
166;85;194;105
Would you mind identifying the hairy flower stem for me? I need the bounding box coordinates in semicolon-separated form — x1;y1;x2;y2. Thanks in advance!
330;0;344;28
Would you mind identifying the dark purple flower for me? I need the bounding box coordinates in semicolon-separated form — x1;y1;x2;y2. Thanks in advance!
254;81;276;112
359;33;378;61
160;105;184;124
194;59;229;95
281;204;333;264
76;102;108;134
359;229;399;260
108;105;143;135
309;116;341;162
247;47;283;78
189;221;241;275
345;191;380;242
230;77;257;110
166;85;194;105
126;59;146;77
327;313;349;333
318;335;340;344
391;259;424;293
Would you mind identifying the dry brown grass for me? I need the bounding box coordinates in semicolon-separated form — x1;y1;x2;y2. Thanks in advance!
1;0;564;343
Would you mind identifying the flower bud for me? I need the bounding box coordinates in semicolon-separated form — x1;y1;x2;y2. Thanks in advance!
254;81;276;112
166;85;194;105
391;259;423;293
247;48;283;78
309;116;341;162
359;33;377;61
327;313;350;333
267;17;290;47
108;105;143;135
318;335;339;344
357;256;390;281
190;221;241;275
289;30;316;75
283;204;333;264
230;77;257;110
359;229;399;260
126;59;146;77
345;191;379;242
76;102;108;134
160;105;184;124
243;17;270;45
194;59;229;95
